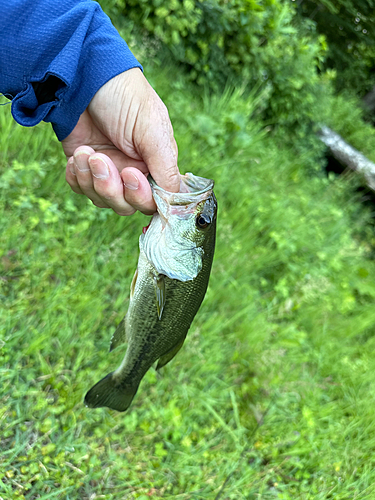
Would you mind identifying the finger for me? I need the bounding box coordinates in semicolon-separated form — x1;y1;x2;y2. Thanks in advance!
66;156;84;195
121;167;156;215
94;148;149;175
74;147;110;208
89;154;137;216
137;91;180;193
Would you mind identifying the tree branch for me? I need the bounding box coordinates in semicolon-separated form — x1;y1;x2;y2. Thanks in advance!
318;125;375;190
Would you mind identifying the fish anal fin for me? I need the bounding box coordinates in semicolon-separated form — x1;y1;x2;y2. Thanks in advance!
153;274;166;320
156;337;186;370
109;318;126;352
84;372;139;412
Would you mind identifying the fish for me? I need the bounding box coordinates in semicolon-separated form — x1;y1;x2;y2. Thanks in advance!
84;172;217;412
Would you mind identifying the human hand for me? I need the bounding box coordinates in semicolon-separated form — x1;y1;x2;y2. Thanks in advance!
62;68;180;215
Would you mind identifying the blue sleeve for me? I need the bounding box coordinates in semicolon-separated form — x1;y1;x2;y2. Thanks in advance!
0;0;142;140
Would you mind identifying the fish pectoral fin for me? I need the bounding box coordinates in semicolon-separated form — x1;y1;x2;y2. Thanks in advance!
153;274;166;320
109;318;126;352
156;337;186;370
84;372;139;412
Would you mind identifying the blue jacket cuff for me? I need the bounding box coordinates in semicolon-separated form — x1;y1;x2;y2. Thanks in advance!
4;1;142;140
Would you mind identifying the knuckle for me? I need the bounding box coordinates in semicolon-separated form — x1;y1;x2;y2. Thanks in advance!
92;202;110;209
115;206;136;216
68;183;83;195
163;167;180;187
93;182;119;202
99;189;117;202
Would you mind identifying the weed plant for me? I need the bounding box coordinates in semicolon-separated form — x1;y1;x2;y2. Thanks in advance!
1;69;375;499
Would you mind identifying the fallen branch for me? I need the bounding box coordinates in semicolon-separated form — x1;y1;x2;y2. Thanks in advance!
318;125;375;191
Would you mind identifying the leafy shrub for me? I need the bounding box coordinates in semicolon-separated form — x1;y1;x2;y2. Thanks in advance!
324;90;375;163
103;0;329;134
296;0;375;95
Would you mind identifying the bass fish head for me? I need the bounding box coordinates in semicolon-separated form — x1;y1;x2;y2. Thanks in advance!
140;173;217;282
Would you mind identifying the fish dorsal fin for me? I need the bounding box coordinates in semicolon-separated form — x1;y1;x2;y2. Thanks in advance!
153;274;166;320
109;318;126;352
156;337;186;370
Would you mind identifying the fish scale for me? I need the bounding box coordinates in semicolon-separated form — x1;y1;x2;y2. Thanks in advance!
85;173;217;412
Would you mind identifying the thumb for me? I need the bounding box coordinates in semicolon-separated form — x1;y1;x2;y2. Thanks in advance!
136;89;180;193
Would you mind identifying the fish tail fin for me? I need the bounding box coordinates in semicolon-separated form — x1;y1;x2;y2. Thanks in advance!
84;372;139;412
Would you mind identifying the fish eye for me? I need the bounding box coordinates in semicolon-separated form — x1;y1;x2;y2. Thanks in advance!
196;214;211;229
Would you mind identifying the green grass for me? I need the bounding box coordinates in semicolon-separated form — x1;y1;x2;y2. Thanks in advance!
2;70;375;499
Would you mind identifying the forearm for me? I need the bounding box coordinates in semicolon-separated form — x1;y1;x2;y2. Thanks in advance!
0;0;141;140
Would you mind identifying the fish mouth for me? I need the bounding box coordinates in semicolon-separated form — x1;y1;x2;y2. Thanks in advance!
149;173;214;206
141;172;216;281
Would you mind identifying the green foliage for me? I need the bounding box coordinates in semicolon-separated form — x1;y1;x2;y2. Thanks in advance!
2;66;375;498
296;0;375;94
325;90;375;163
103;0;329;135
0;97;58;165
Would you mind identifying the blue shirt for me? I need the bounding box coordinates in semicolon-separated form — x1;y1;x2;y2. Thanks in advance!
0;0;142;140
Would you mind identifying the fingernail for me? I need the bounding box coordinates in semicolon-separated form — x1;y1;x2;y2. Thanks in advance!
124;173;139;191
74;151;90;172
89;156;109;180
68;157;76;176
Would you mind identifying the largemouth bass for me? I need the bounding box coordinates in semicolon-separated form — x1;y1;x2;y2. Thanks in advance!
85;173;217;412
